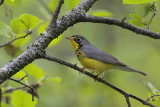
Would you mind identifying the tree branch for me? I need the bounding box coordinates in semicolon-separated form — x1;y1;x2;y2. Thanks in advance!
3;82;40;99
81;14;160;39
125;95;131;107
9;75;34;101
3;86;25;94
0;0;97;84
52;0;64;23
147;95;160;101
47;0;64;33
1;0;160;84
146;2;156;30
0;0;159;106
0;30;32;48
42;54;157;107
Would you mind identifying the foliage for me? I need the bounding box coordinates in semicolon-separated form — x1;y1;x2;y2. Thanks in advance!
0;5;61;106
144;81;160;105
10;18;26;34
128;2;155;27
11;90;37;107
0;21;15;37
19;14;40;30
123;0;159;4
0;0;160;107
90;10;113;17
4;0;20;6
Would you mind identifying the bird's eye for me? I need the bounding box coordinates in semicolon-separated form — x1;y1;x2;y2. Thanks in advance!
75;38;81;42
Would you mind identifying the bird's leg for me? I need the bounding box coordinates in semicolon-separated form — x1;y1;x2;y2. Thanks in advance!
94;71;103;81
81;67;86;73
79;67;86;75
100;71;106;79
80;67;96;74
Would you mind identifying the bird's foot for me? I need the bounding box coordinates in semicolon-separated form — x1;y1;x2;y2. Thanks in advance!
79;67;86;75
94;73;101;82
94;71;105;81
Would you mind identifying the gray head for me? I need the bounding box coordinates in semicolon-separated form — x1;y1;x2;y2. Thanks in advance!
71;35;91;46
65;35;91;50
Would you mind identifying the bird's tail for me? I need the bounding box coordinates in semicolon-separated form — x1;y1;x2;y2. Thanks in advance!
114;65;147;76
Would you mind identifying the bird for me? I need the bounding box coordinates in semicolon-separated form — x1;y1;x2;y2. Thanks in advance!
65;35;147;79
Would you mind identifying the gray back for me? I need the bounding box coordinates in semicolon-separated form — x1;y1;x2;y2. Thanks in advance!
82;44;125;66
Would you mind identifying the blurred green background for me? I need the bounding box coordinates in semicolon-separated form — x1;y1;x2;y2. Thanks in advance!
0;0;160;107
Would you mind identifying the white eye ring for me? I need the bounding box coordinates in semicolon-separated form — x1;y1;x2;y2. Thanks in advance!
75;38;81;42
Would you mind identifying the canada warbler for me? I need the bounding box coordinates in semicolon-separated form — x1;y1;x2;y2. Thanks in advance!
66;35;147;79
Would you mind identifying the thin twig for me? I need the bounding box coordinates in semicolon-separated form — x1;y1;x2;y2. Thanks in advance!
121;17;126;22
147;95;160;101
0;0;4;5
0;30;32;48
125;95;131;107
1;0;160;85
18;75;28;81
42;54;157;107
0;0;159;106
49;0;64;26
3;81;41;98
38;0;52;14
3;86;25;94
46;0;64;37
146;2;156;30
9;75;34;101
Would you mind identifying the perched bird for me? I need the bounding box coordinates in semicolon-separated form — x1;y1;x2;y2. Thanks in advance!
65;35;147;79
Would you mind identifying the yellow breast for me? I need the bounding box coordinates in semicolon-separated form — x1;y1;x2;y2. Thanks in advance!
76;50;113;72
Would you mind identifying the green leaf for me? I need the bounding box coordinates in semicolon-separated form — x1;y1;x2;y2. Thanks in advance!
10;18;26;34
45;77;61;83
123;0;159;4
0;21;15;37
1;103;8;107
13;33;31;47
151;99;160;105
90;10;112;17
129;14;142;19
129;19;145;27
65;0;81;10
4;0;20;6
144;81;160;95
13;70;28;82
37;22;49;35
48;0;59;12
11;90;37;107
134;3;153;17
48;34;63;48
19;14;40;29
23;63;45;81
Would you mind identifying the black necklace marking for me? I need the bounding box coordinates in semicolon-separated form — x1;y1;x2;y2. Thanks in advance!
75;44;83;57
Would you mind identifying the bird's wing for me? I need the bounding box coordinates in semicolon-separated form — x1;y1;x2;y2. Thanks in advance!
82;45;147;76
82;44;125;66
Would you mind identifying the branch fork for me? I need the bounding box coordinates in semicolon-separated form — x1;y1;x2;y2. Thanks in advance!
0;0;159;106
